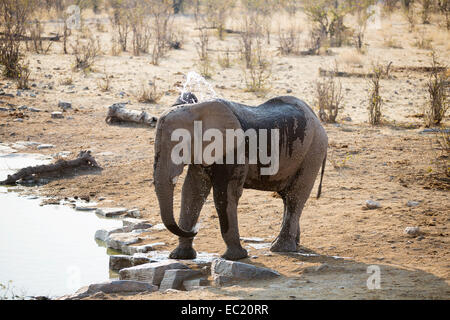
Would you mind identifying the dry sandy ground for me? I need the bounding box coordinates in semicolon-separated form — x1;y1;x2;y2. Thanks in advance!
0;9;449;299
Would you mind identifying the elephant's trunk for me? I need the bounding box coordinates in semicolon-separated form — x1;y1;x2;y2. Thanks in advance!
153;147;197;239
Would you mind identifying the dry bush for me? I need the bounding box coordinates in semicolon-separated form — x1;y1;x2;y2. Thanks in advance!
413;28;433;50
420;0;433;24
71;35;101;72
278;24;302;55
425;52;448;127
338;48;364;66
27;18;53;54
0;0;34;78
129;2;151;56
137;77;163;104
194;4;214;78
316;66;344;123
15;63;31;89
437;0;450;29
383;35;403;49
402;0;416;31
148;0;175;65
217;49;232;68
243;38;272;95
303;0;352;48
203;0;236;40
238;6;264;69
436;131;450;177
109;1;130;52
98;68;112;92
367;63;384;125
352;0;376;52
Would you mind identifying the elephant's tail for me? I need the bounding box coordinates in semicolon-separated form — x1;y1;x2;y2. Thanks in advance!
316;153;326;199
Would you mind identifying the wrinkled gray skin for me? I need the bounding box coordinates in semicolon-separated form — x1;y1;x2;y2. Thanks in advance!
153;92;328;261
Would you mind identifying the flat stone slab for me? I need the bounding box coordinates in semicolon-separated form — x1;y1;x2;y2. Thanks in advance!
119;260;189;285
96;207;128;217
211;259;280;286
109;254;153;271
95;226;130;242
106;232;140;251
68;280;157;299
183;278;210;291
122;218;152;230
51;111;64;119
36;144;55;150
159;269;203;291
58;101;72;110
122;242;166;255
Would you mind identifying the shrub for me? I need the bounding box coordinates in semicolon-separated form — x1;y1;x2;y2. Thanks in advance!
137;77;163;104
72;35;101;72
0;0;34;78
316;66;344;123
278;24;302;55
243;38;272;95
303;0;352;48
367;63;384;125
425;52;448;127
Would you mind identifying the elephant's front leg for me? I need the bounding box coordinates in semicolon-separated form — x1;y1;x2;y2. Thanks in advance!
169;165;211;259
210;164;248;261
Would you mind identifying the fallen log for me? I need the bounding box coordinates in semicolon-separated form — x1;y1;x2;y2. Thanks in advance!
0;150;101;185
106;103;158;127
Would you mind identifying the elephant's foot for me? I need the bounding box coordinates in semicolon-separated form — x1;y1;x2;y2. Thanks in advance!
270;237;298;252
221;246;248;261
169;246;197;260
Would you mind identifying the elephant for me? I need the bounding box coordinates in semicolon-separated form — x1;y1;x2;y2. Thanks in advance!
153;92;328;261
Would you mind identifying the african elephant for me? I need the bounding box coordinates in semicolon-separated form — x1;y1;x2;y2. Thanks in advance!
153;93;328;261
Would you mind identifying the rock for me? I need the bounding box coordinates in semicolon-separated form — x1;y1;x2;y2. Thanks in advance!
365;200;381;209
75;203;97;211
152;223;167;231
70;280;157;299
122;242;166;255
183;278;210;291
286;89;292;93
95;207;128;217
126;208;141;218
110;255;134;271
51;111;64;119
18;105;27;110
211;259;280;285
94;226;128;242
406;200;420;207
106;232;140;251
404;226;421;237
343;116;352;122
109;255;151;271
29;107;41;112
122;218;152;230
119;260;190;285
37;144;55;150
58;101;72;110
13;118;23;122
159;269;203;291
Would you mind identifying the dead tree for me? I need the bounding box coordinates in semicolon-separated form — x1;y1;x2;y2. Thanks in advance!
106;103;158;127
0;151;101;185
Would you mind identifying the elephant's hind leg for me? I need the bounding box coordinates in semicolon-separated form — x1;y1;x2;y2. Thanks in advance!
169;165;211;260
271;145;326;253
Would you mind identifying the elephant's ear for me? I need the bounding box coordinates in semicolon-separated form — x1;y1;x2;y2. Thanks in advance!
190;100;242;165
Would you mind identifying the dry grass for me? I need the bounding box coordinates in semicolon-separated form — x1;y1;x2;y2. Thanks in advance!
137;77;163;104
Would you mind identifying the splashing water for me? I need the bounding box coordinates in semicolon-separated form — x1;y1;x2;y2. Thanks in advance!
180;71;220;103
